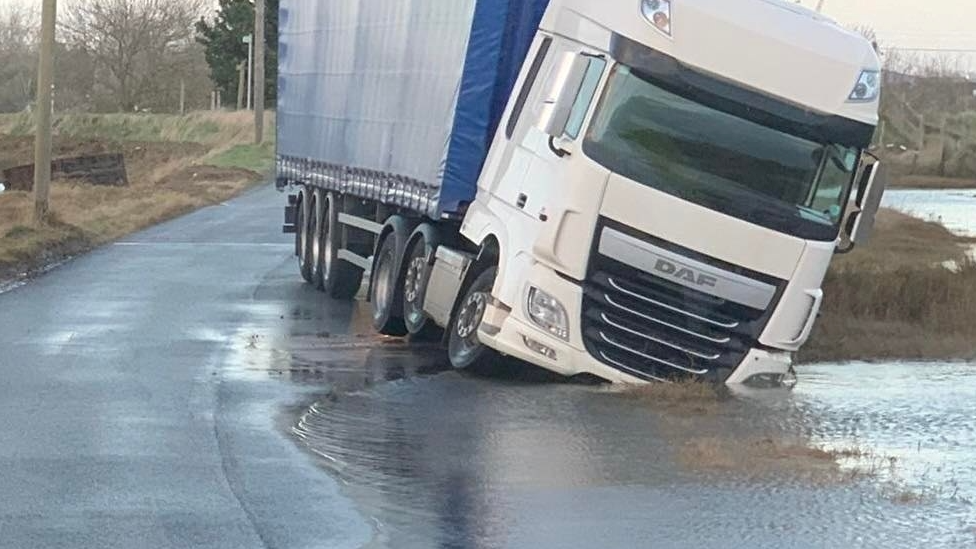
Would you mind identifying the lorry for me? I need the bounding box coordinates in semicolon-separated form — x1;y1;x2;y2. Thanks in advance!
275;0;887;385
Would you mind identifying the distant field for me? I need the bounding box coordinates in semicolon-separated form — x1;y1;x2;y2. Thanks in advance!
0;112;275;282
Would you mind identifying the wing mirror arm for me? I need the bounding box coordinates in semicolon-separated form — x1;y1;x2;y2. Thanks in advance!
838;158;887;253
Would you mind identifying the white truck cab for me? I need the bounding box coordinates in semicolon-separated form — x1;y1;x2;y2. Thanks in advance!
455;0;884;384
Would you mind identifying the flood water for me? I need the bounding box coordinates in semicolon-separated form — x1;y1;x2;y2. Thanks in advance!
277;337;976;549
883;189;976;238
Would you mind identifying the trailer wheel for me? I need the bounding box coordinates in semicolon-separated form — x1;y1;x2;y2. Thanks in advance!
401;234;438;337
297;192;314;284
448;267;498;370
319;193;363;300
310;191;326;290
370;233;408;336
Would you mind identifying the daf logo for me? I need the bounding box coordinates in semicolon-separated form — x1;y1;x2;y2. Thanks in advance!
654;259;718;288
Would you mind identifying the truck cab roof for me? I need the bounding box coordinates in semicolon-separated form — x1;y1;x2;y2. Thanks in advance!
542;0;881;125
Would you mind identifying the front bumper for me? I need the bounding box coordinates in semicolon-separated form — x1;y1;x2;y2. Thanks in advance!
478;263;793;385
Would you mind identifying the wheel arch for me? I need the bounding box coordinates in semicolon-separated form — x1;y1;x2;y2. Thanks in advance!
469;232;509;303
406;223;442;264
458;198;517;296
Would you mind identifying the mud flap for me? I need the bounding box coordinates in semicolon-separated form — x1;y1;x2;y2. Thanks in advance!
283;195;298;234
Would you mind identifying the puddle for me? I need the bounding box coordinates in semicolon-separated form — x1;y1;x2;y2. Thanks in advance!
883;189;976;238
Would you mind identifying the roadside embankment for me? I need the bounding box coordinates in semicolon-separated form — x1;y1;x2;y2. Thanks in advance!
802;209;976;363
891;175;976;190
0;112;275;284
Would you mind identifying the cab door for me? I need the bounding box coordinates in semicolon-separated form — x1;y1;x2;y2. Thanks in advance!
470;35;607;303
489;38;607;219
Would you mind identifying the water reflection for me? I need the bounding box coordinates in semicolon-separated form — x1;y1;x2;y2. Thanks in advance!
797;363;976;504
289;354;976;548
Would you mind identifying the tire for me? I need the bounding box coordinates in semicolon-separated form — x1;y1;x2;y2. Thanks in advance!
297;193;314;284
448;267;498;370
310;192;325;290
401;235;437;336
294;197;303;258
318;194;363;300
370;233;408;336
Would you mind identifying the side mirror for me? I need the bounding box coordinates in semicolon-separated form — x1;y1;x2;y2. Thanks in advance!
845;161;888;245
537;53;590;137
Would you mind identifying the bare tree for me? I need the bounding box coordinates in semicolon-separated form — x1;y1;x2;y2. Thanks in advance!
61;0;206;112
0;5;39;113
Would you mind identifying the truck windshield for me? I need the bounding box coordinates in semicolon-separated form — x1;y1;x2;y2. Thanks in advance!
583;65;860;242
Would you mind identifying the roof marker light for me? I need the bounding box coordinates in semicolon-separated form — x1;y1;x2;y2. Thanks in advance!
641;0;672;37
849;70;881;102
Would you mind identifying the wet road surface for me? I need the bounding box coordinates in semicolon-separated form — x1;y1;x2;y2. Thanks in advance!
2;185;975;548
0;186;371;548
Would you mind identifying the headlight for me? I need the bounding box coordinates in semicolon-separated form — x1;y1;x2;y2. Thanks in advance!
526;287;570;341
849;70;880;102
640;0;672;37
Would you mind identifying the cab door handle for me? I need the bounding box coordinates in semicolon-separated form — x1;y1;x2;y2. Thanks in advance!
516;193;528;209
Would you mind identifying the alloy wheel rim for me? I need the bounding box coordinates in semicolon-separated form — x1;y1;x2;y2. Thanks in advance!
456;292;487;340
404;257;426;304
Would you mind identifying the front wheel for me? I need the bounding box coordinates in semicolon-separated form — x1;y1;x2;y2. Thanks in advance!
448;267;498;370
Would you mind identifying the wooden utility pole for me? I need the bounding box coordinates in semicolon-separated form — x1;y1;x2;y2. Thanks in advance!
815;0;825;12
243;34;253;111
254;0;266;144
179;80;186;116
33;0;57;225
237;62;246;110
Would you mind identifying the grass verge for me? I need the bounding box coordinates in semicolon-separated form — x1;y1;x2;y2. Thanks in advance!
209;143;276;173
622;379;725;415
802;209;976;363
0;112;274;283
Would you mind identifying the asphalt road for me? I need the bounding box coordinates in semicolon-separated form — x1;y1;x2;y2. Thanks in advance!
0;186;372;549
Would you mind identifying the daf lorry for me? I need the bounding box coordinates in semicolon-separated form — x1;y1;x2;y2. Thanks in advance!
276;0;887;385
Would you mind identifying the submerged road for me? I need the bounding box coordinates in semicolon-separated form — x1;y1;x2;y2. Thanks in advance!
1;185;974;548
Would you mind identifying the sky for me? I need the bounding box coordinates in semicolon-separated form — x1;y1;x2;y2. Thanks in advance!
2;0;975;66
799;0;976;55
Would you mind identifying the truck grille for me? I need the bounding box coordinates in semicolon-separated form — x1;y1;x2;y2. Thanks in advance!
582;229;782;382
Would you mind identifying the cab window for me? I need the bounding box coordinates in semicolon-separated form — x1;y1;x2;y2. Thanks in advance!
564;57;606;140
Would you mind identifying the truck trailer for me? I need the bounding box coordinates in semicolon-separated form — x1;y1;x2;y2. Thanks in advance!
276;0;887;385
